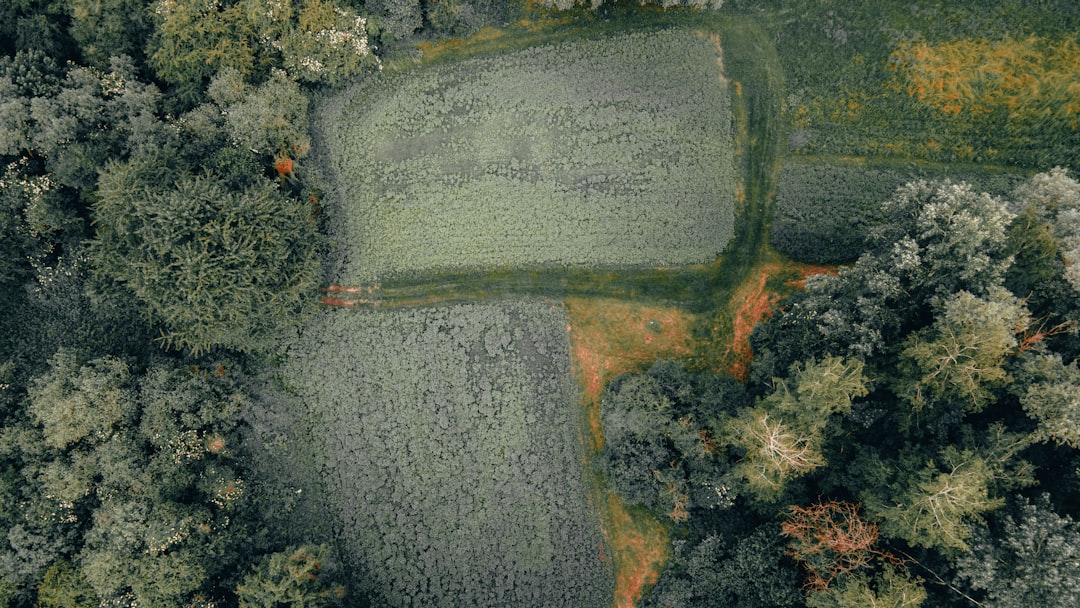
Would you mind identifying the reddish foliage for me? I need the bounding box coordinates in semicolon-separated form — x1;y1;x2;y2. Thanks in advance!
319;296;357;307
782;501;901;590
727;271;780;381
275;158;294;176
1017;317;1076;352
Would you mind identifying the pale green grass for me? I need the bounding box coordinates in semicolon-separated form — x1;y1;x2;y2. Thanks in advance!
316;27;735;282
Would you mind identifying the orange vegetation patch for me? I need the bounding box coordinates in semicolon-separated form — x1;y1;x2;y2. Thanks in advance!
787;263;838;289
889;36;1080;124
600;492;670;608
321;284;380;296
721;262;838;381
565;297;697;452
274;157;294;176
319;284;382;307
319;296;358;307
417;25;506;61
726;269;779;381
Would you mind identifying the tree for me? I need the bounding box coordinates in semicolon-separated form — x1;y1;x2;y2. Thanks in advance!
67;0;152;69
599;362;746;521
727;357;868;502
1011;167;1080;293
276;0;378;86
208;68;311;160
27;56;162;191
22;351;249;606
869;449;1003;552
1015;353;1080;447
954;496;1080;608
147;0;254;94
642;524;803;608
148;0;378;100
37;560;98;608
897;288;1031;412
868;180;1015;298
236;545;346;608
366;0;422;41
26;350;136;451
805;566;926;608
90;159;319;354
782;501;899;591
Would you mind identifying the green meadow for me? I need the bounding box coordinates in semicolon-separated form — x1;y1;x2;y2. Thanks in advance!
315;27;736;283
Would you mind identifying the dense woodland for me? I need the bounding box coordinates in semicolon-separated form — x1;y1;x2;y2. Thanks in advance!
1;1;1079;607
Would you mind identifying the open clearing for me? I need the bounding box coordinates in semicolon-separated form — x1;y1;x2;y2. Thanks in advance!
315;27;736;283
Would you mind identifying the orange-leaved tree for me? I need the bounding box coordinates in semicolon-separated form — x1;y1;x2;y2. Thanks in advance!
781;500;901;591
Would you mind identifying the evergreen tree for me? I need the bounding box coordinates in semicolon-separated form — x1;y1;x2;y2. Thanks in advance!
90;158;319;355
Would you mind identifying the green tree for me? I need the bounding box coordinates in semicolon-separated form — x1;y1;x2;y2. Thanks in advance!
236;545;346;608
366;0;422;41
869;180;1015;298
1011;167;1080;293
954;496;1080;608
276;0;378;85
67;0;152;69
806;566;926;608
727;357;868;502
90;159;319;354
12;55;162;191
37;560;98;608
642;526;803;608
208;68;311;160
869;449;1003;552
26;351;135;451
599;362;746;520
23;351;248;606
147;0;254;94
149;0;378;99
898;288;1031;412
1014;353;1080;447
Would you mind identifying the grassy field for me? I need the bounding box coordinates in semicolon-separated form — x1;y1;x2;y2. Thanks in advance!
278;300;613;607
761;0;1080;169
315;26;736;283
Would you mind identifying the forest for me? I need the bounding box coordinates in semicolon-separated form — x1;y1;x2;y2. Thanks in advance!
1;1;1078;607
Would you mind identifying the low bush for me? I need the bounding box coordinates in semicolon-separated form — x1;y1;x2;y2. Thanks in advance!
278;300;613;607
315;27;736;282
